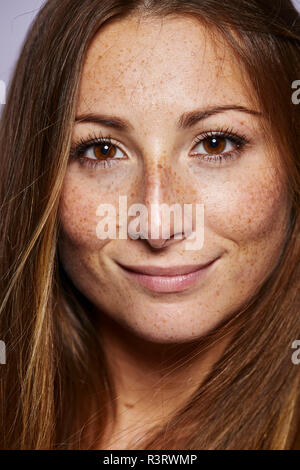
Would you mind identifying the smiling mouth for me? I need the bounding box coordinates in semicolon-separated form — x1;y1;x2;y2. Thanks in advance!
117;259;219;293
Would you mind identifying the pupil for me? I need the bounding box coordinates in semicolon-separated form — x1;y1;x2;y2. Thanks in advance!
210;137;219;148
101;144;110;155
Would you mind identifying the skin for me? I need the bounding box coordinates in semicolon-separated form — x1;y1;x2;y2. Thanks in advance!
58;14;290;448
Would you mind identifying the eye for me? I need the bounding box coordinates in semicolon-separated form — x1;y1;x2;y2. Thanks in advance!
70;133;127;169
190;129;249;164
85;142;125;161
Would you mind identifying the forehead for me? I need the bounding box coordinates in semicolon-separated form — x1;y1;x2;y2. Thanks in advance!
77;14;253;120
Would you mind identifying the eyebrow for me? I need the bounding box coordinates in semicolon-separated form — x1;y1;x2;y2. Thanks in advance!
75;105;262;131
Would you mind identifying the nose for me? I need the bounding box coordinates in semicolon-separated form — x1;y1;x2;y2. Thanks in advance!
138;201;184;249
129;160;192;250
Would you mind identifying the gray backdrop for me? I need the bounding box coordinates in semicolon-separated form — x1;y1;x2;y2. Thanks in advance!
1;0;300;105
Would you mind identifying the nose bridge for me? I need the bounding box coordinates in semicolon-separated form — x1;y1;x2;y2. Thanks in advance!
143;157;170;206
142;143;186;212
138;115;177;205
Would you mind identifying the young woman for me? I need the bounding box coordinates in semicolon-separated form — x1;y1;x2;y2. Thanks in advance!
0;0;299;450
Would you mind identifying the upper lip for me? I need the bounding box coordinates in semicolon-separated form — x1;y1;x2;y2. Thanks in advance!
118;260;217;276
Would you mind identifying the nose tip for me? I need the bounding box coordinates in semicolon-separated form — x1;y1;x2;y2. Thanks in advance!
147;238;168;250
137;216;185;250
145;233;181;250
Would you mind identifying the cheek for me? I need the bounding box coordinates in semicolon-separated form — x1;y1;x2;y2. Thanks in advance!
58;168;139;249
58;170;115;250
202;167;288;243
59;183;101;249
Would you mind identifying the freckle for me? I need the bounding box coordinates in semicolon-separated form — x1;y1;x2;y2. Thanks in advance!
124;403;134;408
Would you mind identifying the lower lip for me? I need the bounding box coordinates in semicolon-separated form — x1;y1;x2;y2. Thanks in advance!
119;261;217;293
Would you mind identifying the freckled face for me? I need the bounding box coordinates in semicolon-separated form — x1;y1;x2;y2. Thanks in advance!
58;15;290;343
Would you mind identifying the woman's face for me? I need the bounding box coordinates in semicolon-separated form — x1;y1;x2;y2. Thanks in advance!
58;14;290;343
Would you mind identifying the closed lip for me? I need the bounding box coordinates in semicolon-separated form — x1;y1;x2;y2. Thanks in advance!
117;260;217;277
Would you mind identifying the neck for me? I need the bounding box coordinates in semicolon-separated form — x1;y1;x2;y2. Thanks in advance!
96;310;233;450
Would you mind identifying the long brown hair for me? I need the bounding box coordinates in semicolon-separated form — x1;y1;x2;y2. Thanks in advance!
0;0;299;449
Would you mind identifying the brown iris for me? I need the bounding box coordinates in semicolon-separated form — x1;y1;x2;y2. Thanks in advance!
203;136;226;154
94;143;117;160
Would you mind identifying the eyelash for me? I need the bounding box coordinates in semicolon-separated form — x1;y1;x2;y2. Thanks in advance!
69;132;117;169
192;127;249;164
69;126;250;169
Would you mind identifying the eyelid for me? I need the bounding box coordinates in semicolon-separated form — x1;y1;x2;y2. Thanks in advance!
197;126;247;143
192;126;249;146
